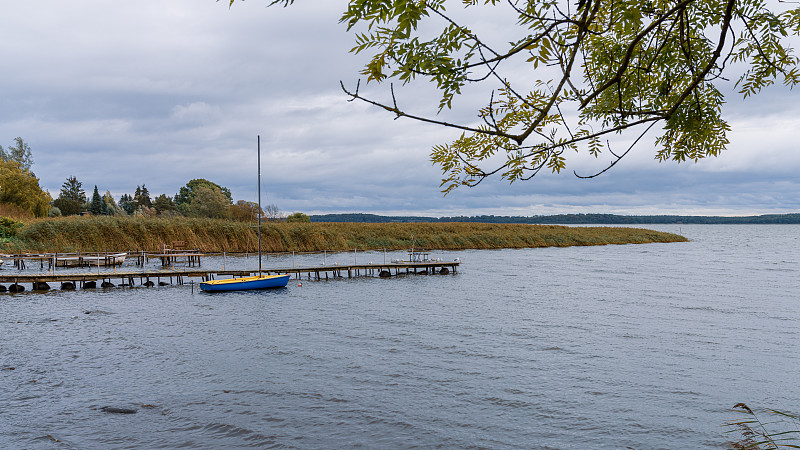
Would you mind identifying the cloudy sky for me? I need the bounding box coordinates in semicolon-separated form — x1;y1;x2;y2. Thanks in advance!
1;1;799;217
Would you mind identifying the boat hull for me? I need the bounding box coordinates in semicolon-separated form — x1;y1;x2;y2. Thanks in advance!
199;274;290;292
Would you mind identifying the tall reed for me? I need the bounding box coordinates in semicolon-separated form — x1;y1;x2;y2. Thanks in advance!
0;202;35;221
726;403;800;449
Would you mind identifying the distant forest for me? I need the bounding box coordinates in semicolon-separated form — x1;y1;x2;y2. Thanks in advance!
310;213;800;225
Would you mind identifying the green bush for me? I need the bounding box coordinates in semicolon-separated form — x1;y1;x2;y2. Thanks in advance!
286;212;311;223
0;216;23;238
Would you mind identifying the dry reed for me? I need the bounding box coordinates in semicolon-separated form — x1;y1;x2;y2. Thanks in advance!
4;216;687;253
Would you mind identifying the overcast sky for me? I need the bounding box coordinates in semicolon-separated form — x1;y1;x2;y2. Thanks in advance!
1;1;799;217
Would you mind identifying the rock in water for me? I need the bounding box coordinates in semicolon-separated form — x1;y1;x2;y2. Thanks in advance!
32;282;51;291
100;406;137;414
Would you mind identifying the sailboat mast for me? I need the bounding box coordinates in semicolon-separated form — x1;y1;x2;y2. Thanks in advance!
257;135;262;276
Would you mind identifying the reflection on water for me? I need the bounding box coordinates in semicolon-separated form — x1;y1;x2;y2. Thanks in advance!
1;225;799;448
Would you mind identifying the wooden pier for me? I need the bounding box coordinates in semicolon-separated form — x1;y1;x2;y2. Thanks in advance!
2;250;204;270
0;260;460;292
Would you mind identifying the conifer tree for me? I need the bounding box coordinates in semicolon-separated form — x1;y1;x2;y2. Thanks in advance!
53;176;86;216
133;185;152;209
119;194;135;215
89;185;103;215
139;185;152;208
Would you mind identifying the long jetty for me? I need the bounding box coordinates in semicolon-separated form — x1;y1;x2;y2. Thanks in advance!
0;260;460;292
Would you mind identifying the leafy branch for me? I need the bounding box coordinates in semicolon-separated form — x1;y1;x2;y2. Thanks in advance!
227;0;800;193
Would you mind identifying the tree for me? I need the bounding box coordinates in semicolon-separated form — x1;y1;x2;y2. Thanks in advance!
103;190;117;208
119;193;135;215
52;198;81;216
59;176;86;203
89;185;104;215
186;186;232;218
133;185;152;209
229;200;261;221
153;193;176;214
263;203;282;220
233;0;800;192
0;137;34;173
53;176;86;216
175;179;233;207
286;212;311;223
0;159;51;217
133;205;157;217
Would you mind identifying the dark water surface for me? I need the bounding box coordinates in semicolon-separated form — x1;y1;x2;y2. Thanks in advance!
2;225;799;448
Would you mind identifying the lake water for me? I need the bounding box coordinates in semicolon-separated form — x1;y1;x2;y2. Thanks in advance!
1;225;798;448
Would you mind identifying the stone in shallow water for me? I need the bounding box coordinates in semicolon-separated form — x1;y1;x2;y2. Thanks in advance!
100;406;137;414
32;282;50;291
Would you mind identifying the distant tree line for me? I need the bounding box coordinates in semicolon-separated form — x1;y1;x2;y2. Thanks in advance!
310;213;800;225
0;136;305;221
50;176;290;221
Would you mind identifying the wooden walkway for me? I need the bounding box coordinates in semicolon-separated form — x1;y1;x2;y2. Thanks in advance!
3;250;204;270
0;260;460;291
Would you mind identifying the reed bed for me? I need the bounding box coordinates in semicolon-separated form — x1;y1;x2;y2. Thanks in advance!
5;216;687;253
0;203;35;221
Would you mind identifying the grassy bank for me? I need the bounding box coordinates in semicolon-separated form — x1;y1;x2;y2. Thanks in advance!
4;216;687;253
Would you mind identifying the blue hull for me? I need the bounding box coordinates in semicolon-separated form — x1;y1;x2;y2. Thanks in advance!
200;274;290;292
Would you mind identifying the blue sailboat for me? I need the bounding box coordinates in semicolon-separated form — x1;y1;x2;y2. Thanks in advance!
200;136;289;292
200;273;290;291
